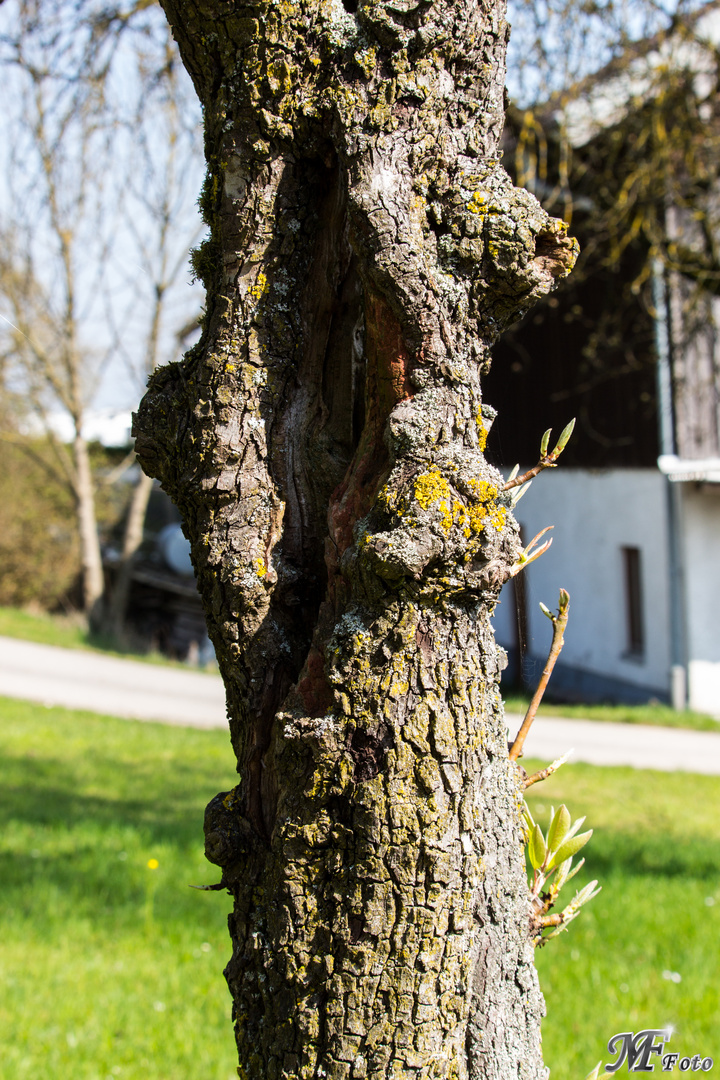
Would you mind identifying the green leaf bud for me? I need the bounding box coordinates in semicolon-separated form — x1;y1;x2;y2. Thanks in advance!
547;805;571;854
528;823;547;870
540;428;551;457
552;417;576;456
547;829;592;870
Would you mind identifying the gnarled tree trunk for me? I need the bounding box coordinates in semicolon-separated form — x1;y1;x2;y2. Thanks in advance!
133;3;576;1077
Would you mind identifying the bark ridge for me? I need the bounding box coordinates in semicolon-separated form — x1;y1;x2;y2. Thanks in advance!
133;2;577;1077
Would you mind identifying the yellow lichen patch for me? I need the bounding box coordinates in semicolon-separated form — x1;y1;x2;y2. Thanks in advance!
412;467;508;537
438;501;453;532
268;58;293;95
485;502;507;531
467;190;486;214
379;485;411;522
476;410;488;451
413;467;455;533
414;467;451;511
469;478;498;503
448;500;468;538
467;478;507;532
222;787;240;810
250;270;268;300
254;557;267;577
354;46;377;79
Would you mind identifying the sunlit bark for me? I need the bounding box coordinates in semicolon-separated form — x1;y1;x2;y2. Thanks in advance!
134;2;576;1076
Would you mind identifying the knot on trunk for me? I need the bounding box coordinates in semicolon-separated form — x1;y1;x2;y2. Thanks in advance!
131;359;190;494
431;164;579;336
342;449;521;599
204;789;258;868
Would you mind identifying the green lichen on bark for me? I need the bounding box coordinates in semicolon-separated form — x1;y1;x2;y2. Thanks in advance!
132;2;577;1077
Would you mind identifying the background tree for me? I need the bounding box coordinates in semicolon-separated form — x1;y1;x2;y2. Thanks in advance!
0;436;86;610
0;13;114;616
0;0;203;624
101;33;204;637
134;2;576;1077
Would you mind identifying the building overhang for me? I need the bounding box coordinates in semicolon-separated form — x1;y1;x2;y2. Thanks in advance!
658;454;720;483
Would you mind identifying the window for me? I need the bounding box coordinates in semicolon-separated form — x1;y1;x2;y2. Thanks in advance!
622;546;644;657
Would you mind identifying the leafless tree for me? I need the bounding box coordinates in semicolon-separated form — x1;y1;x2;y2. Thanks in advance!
0;0;203;622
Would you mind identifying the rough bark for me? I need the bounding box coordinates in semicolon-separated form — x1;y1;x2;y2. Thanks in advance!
133;3;577;1077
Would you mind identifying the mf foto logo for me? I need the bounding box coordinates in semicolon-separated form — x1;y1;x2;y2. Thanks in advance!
605;1030;714;1073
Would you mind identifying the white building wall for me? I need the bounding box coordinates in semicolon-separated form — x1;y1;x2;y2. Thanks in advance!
493;469;672;701
681;484;720;716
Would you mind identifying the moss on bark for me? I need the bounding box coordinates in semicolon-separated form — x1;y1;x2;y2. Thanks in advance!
133;2;577;1075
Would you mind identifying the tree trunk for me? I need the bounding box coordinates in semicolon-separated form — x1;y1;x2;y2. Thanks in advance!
106;470;154;639
133;3;577;1077
73;431;105;620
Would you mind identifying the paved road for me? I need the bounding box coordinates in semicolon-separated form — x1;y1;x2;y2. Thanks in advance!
507;712;720;775
0;635;227;728
2;635;720;772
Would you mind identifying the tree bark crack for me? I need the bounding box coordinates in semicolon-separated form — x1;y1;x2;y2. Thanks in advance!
132;2;577;1076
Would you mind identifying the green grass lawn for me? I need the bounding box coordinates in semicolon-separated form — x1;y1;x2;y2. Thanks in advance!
1;696;718;1078
0;696;239;1080
524;759;720;1076
0;605;91;650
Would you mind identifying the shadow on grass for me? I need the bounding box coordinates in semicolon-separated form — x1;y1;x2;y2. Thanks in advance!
0;768;228;923
1;779;202;840
0;844;227;924
0;754;223;840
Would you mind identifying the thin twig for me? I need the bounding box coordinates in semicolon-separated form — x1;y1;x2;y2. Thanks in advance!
523;748;574;789
508;526;553;578
503;418;575;492
538;913;564;929
509;589;570;761
503;459;556;492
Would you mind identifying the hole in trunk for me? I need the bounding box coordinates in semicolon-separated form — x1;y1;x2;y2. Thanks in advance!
348;723;394;781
